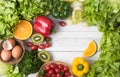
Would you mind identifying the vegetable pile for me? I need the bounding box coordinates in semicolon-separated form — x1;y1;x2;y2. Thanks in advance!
0;0;72;40
83;0;120;77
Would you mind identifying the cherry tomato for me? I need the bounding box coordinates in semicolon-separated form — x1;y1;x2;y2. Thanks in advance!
65;72;71;76
46;73;51;77
48;69;54;75
31;45;38;50
45;65;51;71
59;21;66;27
45;37;52;43
50;63;57;69
43;75;47;77
55;68;60;73
27;42;34;47
58;64;64;70
63;66;69;72
51;74;56;77
61;69;65;74
56;74;62;77
39;44;45;49
45;43;51;48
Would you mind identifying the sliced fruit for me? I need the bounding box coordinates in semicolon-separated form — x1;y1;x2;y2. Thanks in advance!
31;33;44;44
71;7;82;24
13;20;33;40
83;40;97;57
38;50;51;62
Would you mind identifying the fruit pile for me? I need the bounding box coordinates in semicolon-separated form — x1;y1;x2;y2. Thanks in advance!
39;62;72;77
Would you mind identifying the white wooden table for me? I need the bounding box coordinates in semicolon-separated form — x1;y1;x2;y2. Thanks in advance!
29;19;102;77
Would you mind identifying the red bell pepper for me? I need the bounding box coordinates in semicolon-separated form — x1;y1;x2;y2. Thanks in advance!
34;16;55;37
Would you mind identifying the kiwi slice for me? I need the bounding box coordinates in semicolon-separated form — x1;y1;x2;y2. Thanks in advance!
38;50;51;62
31;33;44;44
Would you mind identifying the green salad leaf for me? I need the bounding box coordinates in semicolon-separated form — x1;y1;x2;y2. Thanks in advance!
0;0;19;39
17;0;53;21
83;0;120;32
83;0;120;77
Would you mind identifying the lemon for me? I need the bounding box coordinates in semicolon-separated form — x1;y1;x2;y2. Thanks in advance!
71;7;82;24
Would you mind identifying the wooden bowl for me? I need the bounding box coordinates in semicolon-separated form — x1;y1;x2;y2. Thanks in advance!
0;38;25;65
36;61;73;77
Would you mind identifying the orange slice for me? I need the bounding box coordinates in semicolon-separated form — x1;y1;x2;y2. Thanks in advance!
83;40;97;57
13;20;33;40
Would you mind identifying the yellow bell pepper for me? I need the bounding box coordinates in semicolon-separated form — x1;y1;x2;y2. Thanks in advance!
72;57;89;77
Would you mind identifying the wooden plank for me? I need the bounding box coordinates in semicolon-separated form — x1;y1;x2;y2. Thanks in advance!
45;32;102;51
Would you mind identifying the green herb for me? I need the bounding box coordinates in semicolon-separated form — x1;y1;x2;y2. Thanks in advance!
17;50;43;76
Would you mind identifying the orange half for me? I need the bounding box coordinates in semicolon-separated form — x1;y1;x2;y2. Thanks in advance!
13;20;33;40
83;40;97;57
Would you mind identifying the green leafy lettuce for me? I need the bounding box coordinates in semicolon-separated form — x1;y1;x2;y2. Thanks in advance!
17;0;53;21
0;0;19;39
83;0;120;32
83;0;120;77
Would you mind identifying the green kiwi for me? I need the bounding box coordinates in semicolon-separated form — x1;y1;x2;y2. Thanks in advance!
31;33;44;44
38;50;51;62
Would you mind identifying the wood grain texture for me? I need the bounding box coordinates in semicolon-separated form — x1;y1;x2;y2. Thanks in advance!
29;20;102;77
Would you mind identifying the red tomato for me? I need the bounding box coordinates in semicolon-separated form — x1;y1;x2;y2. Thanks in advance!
31;45;38;50
27;42;34;47
48;69;54;75
43;75;47;77
59;21;66;27
58;64;64;70
45;65;51;71
65;72;71;76
39;44;45;49
55;68;60;73
45;37;52;43
51;74;56;77
45;43;51;48
61;69;65;74
56;74;62;77
46;73;51;77
63;66;69;72
50;63;57;69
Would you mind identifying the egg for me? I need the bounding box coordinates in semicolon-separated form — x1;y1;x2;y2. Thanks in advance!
12;45;22;59
1;49;12;61
2;38;16;50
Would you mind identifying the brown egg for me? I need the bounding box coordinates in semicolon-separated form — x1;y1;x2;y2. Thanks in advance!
2;38;16;50
12;45;22;59
1;49;12;61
